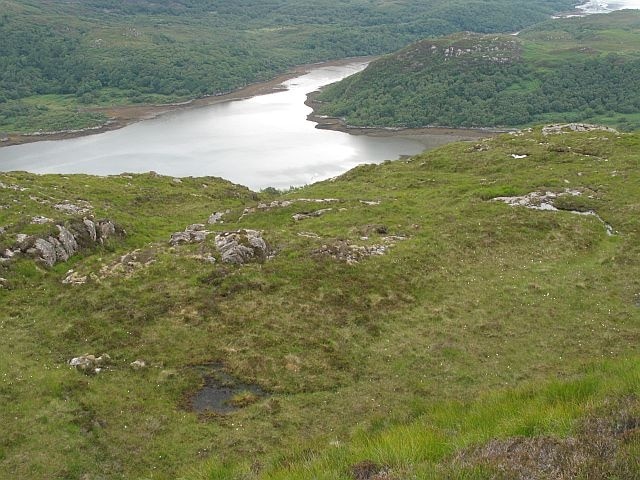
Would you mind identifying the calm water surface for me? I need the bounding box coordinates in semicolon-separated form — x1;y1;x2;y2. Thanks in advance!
0;63;428;190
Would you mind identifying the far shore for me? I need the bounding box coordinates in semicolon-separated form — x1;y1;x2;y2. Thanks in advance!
305;91;506;147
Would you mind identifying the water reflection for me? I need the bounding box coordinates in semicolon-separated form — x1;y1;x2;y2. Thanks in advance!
0;63;430;190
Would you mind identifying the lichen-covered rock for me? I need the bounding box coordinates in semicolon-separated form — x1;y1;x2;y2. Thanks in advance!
97;220;116;241
34;238;57;267
83;219;97;242
57;225;78;256
215;229;269;264
208;212;225;224
47;235;69;262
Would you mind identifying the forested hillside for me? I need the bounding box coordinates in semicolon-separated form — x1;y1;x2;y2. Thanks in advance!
315;11;640;130
0;0;577;134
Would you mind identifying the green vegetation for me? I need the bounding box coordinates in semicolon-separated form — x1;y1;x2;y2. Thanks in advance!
1;128;638;478
316;11;640;130
0;0;577;133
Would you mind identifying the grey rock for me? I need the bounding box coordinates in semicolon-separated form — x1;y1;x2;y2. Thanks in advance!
215;229;269;264
187;223;206;232
0;226;5;235
54;201;93;215
1;248;14;258
48;236;69;262
83;219;97;242
69;353;110;374
130;359;147;370
62;270;88;285
0;277;7;288
169;231;191;246
292;208;332;221
57;225;78;256
16;233;29;244
31;215;53;224
97;220;116;240
34;238;57;267
190;231;207;243
208;212;225;224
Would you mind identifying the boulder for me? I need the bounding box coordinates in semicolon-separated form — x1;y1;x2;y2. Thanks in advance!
215;229;269;264
34;238;57;267
15;233;29;246
169;231;191;245
130;359;147;370
208;212;225;224
97;220;116;240
57;225;78;256
83;219;97;242
69;353;110;374
169;223;211;245
47;236;69;262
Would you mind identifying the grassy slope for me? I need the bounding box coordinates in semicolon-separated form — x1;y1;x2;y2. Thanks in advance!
0;0;577;134
315;11;640;130
0;128;639;478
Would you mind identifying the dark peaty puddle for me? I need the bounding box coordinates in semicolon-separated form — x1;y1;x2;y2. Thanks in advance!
189;363;267;414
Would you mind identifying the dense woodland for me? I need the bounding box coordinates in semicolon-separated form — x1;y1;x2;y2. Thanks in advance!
316;11;640;130
0;0;576;133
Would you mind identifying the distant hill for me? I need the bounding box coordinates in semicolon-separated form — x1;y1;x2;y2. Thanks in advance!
0;0;577;134
315;11;640;130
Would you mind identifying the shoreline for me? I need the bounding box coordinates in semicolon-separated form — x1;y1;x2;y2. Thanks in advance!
304;91;506;146
0;56;375;148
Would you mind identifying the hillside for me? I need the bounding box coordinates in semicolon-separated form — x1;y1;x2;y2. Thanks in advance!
314;11;640;131
1;126;638;478
0;0;578;137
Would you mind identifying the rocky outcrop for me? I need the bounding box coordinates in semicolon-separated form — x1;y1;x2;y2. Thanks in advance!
542;123;618;135
215;230;269;264
169;223;210;246
2;218;124;267
491;189;614;235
